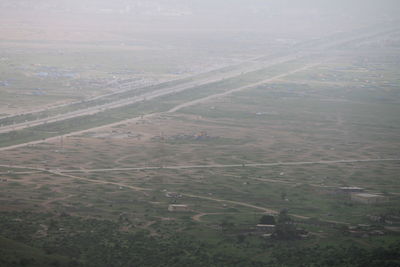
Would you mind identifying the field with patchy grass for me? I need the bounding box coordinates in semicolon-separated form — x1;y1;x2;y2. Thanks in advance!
1;14;400;265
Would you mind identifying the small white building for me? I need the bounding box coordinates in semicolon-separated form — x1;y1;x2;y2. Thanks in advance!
256;224;276;233
351;193;387;204
168;204;190;212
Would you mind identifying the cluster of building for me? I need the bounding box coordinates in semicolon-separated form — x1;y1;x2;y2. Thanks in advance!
165;192;182;199
344;211;400;237
152;131;218;142
164;190;189;212
368;213;400;226
89;130;142;140
347;224;385;237
254;224;276;238
0;80;10;86
338;187;388;204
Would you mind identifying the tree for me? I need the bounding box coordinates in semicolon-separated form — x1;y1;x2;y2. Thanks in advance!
277;209;291;224
220;219;234;232
259;215;276;225
273;209;298;240
236;234;246;244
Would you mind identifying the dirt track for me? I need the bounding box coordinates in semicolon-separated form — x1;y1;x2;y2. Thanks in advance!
46;158;400;173
2;159;388;225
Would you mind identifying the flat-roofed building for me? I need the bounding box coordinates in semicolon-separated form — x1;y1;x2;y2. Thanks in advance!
339;186;364;193
168;204;189;212
255;224;276;233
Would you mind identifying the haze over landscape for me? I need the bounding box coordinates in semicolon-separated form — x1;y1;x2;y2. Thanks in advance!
1;1;400;266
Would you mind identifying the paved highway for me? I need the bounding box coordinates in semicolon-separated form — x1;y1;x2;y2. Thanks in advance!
1;27;397;136
0;27;398;151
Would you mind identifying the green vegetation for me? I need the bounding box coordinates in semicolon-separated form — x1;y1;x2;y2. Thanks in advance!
0;235;71;267
1;212;399;267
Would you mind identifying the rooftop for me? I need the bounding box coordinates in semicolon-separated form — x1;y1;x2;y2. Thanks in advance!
339;187;364;190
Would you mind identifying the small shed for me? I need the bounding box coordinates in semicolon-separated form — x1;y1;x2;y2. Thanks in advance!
168;204;190;212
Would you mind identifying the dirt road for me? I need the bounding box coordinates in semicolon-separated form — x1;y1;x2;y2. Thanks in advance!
50;158;400;173
168;62;321;113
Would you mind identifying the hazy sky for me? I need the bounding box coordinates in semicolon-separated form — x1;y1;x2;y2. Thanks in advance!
2;0;400;16
1;0;399;43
